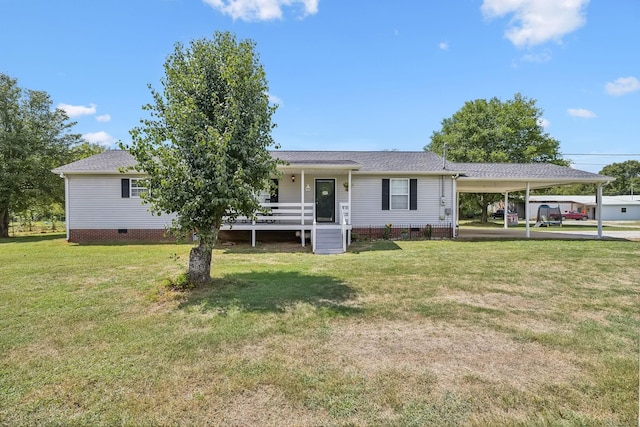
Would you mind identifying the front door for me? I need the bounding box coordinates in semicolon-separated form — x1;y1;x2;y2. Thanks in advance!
315;179;335;223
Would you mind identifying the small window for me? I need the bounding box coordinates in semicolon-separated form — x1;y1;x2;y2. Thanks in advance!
621;207;627;213
390;178;409;210
130;178;148;198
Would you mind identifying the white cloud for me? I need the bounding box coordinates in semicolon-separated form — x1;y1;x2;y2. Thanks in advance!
82;131;115;147
96;114;111;123
481;0;589;47
520;49;551;63
604;76;640;96
568;108;596;119
57;103;97;117
203;0;318;21
438;41;449;51
267;93;283;105
538;117;550;129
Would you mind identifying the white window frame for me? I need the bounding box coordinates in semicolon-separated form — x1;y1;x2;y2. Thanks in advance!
130;178;148;198
390;178;409;210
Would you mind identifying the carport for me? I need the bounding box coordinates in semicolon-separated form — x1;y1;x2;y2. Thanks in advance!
450;162;614;239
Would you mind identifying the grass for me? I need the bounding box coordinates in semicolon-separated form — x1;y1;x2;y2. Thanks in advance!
0;235;638;425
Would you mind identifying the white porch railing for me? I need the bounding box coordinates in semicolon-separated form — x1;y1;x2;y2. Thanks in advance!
225;202;314;224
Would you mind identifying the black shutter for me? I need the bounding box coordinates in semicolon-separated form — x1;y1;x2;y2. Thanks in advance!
121;179;130;198
410;179;418;210
382;179;390;210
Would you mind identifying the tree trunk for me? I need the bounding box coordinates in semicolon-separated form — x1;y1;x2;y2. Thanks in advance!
188;239;213;286
188;227;219;286
0;207;9;238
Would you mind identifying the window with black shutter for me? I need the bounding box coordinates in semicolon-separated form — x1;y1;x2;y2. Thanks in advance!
121;179;130;198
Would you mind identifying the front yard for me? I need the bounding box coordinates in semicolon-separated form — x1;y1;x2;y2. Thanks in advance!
0;235;638;425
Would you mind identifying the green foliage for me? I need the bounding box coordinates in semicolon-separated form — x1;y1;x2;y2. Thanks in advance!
382;223;392;239
541;159;640;196
427;93;565;165
124;31;279;251
534;182;596;196
70;141;106;160
164;271;193;291
0;73;83;237
599;160;640;196
425;93;567;220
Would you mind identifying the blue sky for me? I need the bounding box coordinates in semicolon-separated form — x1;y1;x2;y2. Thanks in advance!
1;0;638;173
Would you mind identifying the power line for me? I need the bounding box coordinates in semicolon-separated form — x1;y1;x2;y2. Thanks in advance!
562;153;640;156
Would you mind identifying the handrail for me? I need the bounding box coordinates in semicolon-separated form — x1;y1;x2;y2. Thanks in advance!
312;221;317;253
339;203;349;252
312;201;316;253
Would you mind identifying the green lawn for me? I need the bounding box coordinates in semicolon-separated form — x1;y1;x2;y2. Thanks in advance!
1;235;638;426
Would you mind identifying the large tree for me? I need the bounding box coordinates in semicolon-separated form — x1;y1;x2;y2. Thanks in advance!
426;93;567;221
599;160;640;196
0;73;82;237
125;32;279;286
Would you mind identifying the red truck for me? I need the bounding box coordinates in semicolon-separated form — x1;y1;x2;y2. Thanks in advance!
562;211;589;220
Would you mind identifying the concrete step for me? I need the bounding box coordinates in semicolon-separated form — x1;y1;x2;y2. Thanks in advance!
314;229;344;254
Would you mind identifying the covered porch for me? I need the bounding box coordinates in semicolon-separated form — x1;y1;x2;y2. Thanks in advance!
222;161;360;253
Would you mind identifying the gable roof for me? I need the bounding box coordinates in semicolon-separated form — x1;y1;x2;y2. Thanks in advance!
52;149;613;193
52;150;139;174
53;150;457;175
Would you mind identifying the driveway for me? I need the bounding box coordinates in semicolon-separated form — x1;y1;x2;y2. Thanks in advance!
457;224;640;241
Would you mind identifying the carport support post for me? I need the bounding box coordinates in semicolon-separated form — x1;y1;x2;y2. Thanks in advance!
525;182;531;238
597;183;603;239
503;192;509;229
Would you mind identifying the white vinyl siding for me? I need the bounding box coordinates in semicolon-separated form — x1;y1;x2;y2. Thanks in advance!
67;175;175;229
351;175;453;226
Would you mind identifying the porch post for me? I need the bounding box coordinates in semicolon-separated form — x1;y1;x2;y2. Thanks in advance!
596;183;603;239
301;169;305;224
503;192;509;229
451;174;458;238
347;169;352;244
348;169;352;216
525;182;531;238
301;169;305;247
251;220;256;247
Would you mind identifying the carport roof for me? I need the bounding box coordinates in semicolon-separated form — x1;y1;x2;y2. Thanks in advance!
451;162;613;193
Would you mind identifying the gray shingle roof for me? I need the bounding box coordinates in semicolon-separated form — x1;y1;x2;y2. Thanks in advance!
52;150;612;186
451;162;609;181
52;150;138;173
53;150;451;174
273;150;448;172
